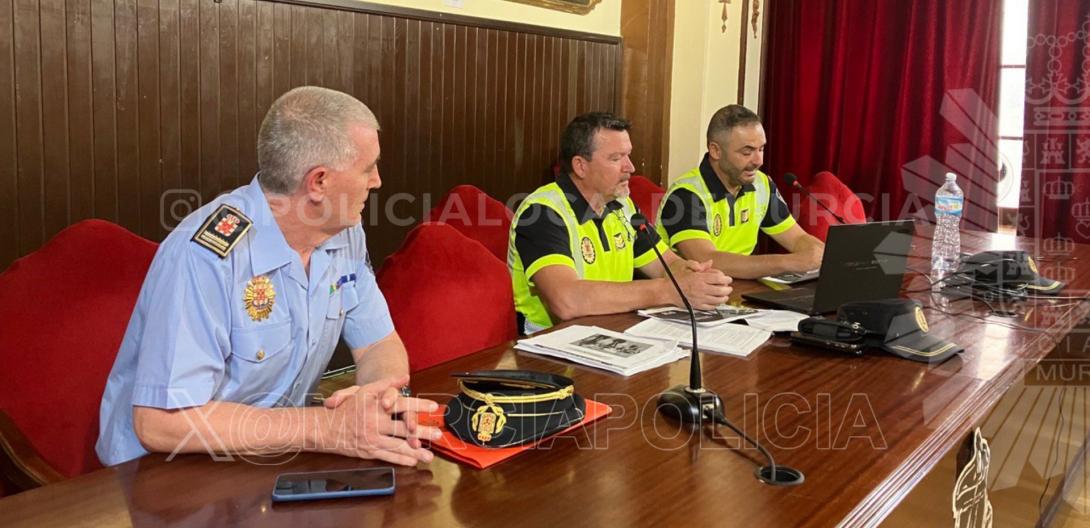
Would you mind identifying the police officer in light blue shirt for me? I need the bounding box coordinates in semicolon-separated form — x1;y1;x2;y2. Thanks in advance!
97;86;442;467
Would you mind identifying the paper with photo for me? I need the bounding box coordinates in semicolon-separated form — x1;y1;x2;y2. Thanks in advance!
515;325;686;376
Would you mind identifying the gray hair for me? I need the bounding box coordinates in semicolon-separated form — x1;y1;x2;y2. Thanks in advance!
257;86;380;194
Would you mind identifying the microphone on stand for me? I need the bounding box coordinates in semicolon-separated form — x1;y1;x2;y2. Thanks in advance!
785;173;846;225
629;213;804;486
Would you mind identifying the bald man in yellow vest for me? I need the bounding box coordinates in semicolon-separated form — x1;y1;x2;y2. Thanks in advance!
657;105;824;279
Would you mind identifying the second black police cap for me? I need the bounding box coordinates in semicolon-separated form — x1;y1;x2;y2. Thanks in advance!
837;299;963;363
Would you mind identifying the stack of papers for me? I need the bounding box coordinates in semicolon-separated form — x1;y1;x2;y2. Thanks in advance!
516;325;687;376
625;318;771;357
741;310;809;333
637;306;758;327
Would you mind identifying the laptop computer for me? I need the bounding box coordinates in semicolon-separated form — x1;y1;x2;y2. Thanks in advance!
742;220;916;314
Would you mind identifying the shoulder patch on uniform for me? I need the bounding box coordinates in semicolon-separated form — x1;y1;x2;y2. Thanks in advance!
191;204;253;258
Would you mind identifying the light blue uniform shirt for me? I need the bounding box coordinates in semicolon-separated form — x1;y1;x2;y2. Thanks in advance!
96;176;394;466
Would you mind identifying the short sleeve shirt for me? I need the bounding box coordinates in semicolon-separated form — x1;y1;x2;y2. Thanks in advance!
96;176;394;466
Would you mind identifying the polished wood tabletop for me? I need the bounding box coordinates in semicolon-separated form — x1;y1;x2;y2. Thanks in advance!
4;227;1088;527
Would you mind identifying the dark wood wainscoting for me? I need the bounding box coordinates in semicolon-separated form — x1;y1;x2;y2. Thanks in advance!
0;0;622;269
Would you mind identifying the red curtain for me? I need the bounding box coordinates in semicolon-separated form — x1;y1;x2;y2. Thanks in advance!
1017;2;1090;246
762;0;1002;232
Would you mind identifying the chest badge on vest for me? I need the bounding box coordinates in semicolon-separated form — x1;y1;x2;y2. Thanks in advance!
244;275;276;322
712;214;724;236
580;236;596;264
613;232;627;250
740;208;751;224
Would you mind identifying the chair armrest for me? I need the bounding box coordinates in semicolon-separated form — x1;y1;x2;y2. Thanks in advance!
0;409;64;491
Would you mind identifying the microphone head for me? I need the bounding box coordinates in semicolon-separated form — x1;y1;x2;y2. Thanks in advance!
784;173;799;187
630;213;649;231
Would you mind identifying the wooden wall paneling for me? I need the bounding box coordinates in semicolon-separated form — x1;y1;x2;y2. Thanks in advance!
198;0;220;199
271;2;290;97
502;30;514;193
13;0;44;256
114;0;140;233
403;19;419;201
487;29;500;196
0;0;17;267
136;0;162;240
288;5;304;89
0;0;623;270
390;17;407;205
237;0;257;180
159;0;182;232
254;0;274;124
319;8;336;92
334;7;353;94
64;0;93;227
303;5;320;86
177;0;200;231
425;20;442;206
527;33;540;183
40;0;71;241
514;32;527;177
218;0;240;192
620;0;673;183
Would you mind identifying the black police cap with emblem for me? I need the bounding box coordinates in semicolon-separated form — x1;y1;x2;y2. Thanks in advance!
443;370;586;448
955;250;1064;295
836;299;963;364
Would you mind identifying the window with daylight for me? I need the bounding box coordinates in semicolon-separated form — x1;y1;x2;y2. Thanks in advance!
997;0;1029;211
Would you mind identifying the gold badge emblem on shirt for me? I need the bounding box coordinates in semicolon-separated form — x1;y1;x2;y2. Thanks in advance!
712;214;723;236
613;232;627;250
580;236;596;264
243;275;276;322
740;208;751;223
915;306;929;333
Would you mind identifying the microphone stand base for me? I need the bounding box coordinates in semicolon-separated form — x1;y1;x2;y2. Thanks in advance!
755;465;805;486
656;385;722;425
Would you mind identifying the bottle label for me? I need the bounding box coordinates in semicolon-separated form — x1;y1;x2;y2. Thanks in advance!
935;195;963;216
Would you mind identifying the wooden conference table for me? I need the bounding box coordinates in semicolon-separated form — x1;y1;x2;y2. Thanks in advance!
3;228;1089;527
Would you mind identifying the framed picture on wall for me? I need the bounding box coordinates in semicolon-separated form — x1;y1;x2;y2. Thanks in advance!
504;0;603;15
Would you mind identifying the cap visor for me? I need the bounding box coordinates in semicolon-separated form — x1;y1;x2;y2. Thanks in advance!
1024;276;1064;294
881;331;963;363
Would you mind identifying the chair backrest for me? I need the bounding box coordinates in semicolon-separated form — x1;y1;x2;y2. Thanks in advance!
0;220;158;478
426;185;513;262
628;175;666;221
797;171;867;241
377;222;517;373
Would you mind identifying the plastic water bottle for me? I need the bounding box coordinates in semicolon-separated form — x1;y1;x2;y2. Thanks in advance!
931;172;964;283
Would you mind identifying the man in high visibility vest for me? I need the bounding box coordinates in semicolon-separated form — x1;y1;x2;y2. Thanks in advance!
656;105;824;279
509;112;734;334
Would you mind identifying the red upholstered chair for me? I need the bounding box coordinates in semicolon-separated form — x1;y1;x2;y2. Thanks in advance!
796;171;867;241
0;220;157;491
426;185;513;262
627;175;666;221
377;222;517;373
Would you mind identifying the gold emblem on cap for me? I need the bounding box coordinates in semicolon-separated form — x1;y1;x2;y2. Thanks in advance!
471;403;506;443
580;236;596;264
1027;256;1039;274
712;214;723;236
244;276;276;322
915;306;929;333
